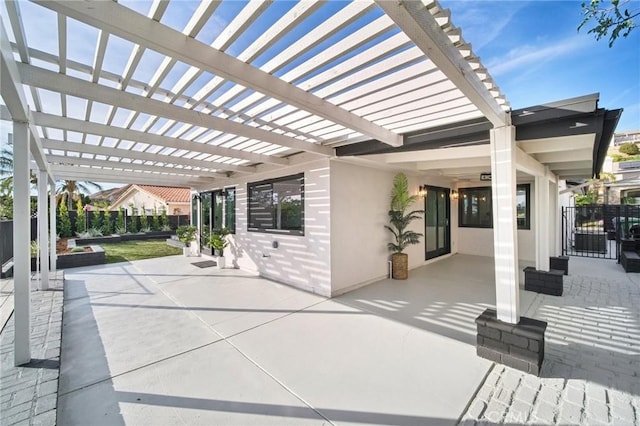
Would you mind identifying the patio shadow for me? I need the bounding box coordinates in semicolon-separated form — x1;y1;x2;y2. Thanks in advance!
117;391;459;425
58;278;125;426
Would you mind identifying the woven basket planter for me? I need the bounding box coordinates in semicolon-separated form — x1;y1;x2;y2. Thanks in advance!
391;253;408;280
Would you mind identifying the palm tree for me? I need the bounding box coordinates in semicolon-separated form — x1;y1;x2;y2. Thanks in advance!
56;180;103;211
0;145;38;194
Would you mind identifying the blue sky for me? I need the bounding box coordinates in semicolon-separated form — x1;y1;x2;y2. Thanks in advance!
2;0;639;163
444;0;639;132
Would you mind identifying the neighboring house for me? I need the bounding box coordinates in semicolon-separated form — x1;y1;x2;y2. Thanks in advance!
108;185;191;217
90;186;130;206
604;130;640;204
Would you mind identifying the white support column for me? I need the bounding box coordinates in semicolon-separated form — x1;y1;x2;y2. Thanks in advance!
549;179;559;257
490;125;520;324
13;121;31;366
50;185;57;271
535;173;550;271
38;169;49;290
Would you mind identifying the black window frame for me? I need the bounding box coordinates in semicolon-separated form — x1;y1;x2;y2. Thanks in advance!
458;184;530;230
198;187;236;241
516;184;531;230
247;173;304;236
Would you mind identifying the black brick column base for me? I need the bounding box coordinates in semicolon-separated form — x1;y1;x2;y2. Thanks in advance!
523;266;563;296
476;309;547;376
549;256;569;275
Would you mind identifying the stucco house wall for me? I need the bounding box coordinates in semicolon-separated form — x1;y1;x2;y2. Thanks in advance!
202;158;545;296
218;158;332;296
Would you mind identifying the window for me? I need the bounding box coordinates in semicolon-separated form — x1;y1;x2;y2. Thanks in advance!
248;173;304;235
225;188;236;233
516;184;531;229
458;184;530;230
459;187;493;228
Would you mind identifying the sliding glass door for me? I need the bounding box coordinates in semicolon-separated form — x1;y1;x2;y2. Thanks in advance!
425;186;451;260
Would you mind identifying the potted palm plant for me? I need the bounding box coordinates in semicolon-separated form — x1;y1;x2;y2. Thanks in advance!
210;227;230;269
385;173;424;279
176;225;198;256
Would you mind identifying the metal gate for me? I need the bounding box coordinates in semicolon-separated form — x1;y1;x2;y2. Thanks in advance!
562;205;640;260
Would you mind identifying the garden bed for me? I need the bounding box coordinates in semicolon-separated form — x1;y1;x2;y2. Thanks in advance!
74;231;174;245
32;241;106;270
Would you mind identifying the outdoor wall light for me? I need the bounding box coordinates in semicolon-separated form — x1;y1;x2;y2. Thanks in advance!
450;190;459;200
192;194;202;201
418;185;428;197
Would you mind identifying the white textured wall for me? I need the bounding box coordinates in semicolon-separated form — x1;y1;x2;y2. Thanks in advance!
329;160;428;295
210;158;332;296
113;191;165;214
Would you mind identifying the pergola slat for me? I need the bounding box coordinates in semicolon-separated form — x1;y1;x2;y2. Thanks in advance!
20;64;328;159
46;155;223;178
375;0;508;127
34;112;259;174
43;139;233;177
35;0;403;148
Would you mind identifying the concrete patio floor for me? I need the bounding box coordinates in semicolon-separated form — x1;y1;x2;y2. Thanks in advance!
57;253;536;425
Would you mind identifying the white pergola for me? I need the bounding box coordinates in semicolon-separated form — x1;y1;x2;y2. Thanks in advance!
2;0;571;366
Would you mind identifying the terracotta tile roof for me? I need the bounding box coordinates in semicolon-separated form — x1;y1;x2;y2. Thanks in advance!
137;185;191;203
90;185;131;203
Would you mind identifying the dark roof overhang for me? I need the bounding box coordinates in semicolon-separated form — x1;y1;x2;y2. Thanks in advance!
336;93;622;179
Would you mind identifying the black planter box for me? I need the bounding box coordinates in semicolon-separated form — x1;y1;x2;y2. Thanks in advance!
620;250;640;272
75;231;174;245
549;256;569;275
621;239;639;252
476;309;547;376
523;267;563;296
57;246;106;269
574;232;607;253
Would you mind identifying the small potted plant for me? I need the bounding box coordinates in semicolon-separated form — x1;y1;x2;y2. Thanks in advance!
385;173;424;279
210;227;230;268
176;225;198;256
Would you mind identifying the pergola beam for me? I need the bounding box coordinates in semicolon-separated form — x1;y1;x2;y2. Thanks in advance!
43;139;232;177
0;20;52;180
375;0;508;128
46;155;222;179
33;112;256;174
50;165;211;187
19;64;314;160
34;0;402;148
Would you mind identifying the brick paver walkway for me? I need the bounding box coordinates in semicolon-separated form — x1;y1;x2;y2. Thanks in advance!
0;273;64;426
461;272;640;425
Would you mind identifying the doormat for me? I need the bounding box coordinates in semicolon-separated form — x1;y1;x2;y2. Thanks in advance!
191;260;217;268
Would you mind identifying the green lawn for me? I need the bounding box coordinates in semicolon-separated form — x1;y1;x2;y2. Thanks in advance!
99;239;182;264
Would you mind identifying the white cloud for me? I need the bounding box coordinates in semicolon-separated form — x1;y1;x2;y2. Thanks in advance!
486;35;592;77
448;1;530;51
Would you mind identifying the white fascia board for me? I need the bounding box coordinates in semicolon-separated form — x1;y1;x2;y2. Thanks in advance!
34;0;402;148
385;144;490;163
517;134;595;154
416;156;490;170
515;146;546;178
375;0;508;127
533;149;593;164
